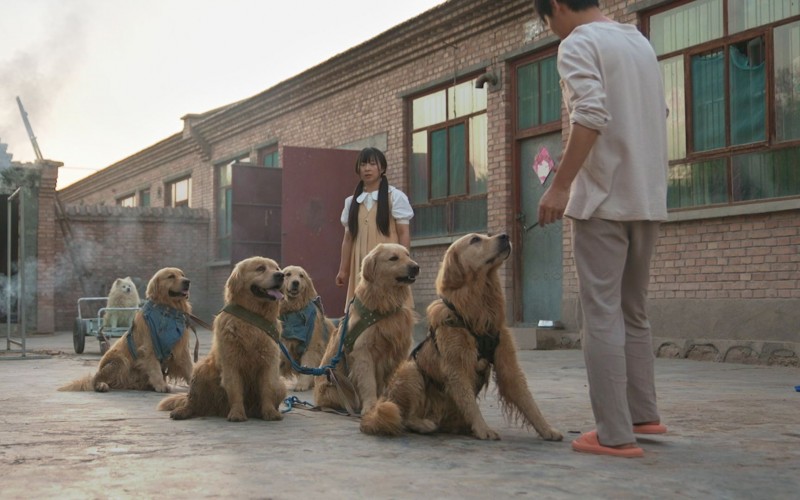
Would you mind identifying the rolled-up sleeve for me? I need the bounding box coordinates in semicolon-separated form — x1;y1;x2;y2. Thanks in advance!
558;34;611;133
390;188;414;224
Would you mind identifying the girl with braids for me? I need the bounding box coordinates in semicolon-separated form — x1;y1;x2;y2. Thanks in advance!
335;147;414;312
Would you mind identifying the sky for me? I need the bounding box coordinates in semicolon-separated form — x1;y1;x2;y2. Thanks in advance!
0;0;449;189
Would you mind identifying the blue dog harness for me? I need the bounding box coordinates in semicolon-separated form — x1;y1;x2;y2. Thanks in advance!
279;297;329;356
126;300;187;362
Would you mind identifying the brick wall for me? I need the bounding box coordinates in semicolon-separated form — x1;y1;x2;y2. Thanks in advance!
52;206;211;330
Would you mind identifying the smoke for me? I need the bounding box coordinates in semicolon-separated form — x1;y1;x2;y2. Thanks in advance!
0;1;89;162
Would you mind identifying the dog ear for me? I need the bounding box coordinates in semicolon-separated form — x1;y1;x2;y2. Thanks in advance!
361;253;377;283
145;273;159;300
225;264;244;302
439;247;466;290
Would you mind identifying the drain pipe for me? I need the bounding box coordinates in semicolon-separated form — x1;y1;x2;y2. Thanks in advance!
6;187;25;354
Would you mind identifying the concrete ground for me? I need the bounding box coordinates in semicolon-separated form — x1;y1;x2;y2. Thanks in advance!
1;329;799;500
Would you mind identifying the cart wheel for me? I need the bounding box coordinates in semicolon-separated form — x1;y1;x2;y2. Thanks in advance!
73;318;85;354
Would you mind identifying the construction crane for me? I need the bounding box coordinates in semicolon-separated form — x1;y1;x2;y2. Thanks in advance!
16;97;44;162
16;96;92;296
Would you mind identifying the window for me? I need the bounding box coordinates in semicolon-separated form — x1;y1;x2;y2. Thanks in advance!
217;163;233;260
117;194;135;207
139;189;150;207
166;177;191;208
409;78;487;237
517;56;561;130
648;1;800;210
216;156;249;259
258;145;279;168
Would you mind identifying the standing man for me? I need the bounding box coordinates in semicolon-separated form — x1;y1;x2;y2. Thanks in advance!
533;0;669;458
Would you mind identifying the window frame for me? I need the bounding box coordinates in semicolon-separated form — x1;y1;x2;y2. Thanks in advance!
407;74;488;238
165;176;191;208
138;188;151;207
643;1;800;212
257;144;279;168
116;193;136;207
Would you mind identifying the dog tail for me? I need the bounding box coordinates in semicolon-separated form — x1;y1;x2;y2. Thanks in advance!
359;399;404;436
157;393;187;411
58;375;94;392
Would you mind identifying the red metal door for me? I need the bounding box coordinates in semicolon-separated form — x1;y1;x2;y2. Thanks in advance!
231;163;282;265
281;146;358;315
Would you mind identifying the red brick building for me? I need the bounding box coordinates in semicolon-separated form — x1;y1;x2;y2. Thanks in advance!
51;0;798;364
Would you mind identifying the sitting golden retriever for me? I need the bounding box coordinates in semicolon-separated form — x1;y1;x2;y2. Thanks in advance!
158;256;286;422
279;265;335;391
59;268;193;393
360;233;563;441
313;243;418;415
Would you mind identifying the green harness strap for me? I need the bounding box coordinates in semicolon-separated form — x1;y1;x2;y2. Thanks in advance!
221;303;281;345
442;298;500;363
342;297;399;351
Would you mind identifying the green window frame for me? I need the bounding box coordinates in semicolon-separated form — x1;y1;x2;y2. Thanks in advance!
258;145;279;168
647;2;800;210
216;156;248;259
409;77;487;238
517;56;561;130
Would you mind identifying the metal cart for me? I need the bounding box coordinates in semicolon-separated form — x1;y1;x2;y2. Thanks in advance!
73;297;140;354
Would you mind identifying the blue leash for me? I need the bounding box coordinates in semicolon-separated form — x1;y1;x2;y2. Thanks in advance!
277;299;353;377
281;395;315;413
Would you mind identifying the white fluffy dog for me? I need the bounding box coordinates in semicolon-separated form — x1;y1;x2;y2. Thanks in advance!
104;277;141;329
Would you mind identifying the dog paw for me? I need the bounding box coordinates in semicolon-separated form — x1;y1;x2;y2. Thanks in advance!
170;408;190;420
294;380;313;392
540;427;564;441
407;418;437;434
261;410;283;422
94;382;109;393
473;426;501;440
227;410;248;422
153;384;170;393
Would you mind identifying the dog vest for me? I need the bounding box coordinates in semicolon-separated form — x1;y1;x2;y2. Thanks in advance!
279;297;329;356
126;300;187;362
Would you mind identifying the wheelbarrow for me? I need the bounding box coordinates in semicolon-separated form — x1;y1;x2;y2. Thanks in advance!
73;297;140;355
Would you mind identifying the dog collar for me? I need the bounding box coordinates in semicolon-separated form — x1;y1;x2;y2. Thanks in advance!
221;303;280;345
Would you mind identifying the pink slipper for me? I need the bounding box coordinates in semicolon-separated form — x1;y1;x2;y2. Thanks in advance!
633;423;667;434
571;431;644;458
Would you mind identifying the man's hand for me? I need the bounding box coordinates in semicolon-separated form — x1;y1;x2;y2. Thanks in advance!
538;184;570;227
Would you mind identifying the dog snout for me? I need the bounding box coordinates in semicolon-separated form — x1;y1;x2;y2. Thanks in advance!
498;233;509;243
273;272;284;285
289;280;300;291
181;278;191;290
408;264;420;277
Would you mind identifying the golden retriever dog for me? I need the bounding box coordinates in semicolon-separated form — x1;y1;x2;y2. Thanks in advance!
158;256;286;422
59;268;193;393
103;276;140;329
279;265;336;391
360;233;563;441
313;243;418;415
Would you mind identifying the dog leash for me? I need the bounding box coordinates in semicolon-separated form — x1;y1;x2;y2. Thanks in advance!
187;313;213;362
280;390;361;419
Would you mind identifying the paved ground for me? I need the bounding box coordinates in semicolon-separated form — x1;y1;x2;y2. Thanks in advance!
1;329;799;499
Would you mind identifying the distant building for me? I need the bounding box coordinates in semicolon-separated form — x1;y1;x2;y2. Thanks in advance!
0;140;12;169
